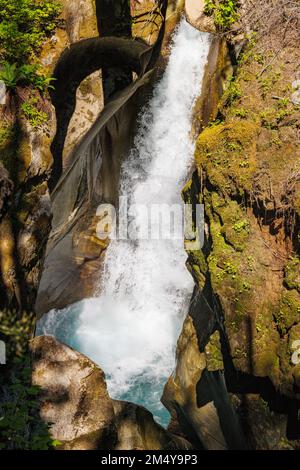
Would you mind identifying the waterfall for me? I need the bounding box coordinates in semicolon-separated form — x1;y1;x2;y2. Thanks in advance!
37;20;211;426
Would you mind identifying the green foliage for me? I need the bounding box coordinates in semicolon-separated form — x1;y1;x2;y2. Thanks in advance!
21;99;48;128
238;32;258;65
0;62;20;88
0;310;34;359
204;0;240;30
232;107;248;118
0;62;55;91
0;357;57;450
0;0;61;91
259;105;290;129
207;118;225;128
0;310;60;450
223;261;238;277
233;219;249;233
285;256;300;292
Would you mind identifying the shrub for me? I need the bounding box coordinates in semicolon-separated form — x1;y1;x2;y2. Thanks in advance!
0;310;61;450
204;0;240;30
0;0;61;92
0;0;62;63
0;62;55;91
223;77;242;106
21;99;48;128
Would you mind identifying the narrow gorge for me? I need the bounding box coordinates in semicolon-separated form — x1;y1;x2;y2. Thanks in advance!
37;19;211;426
0;0;299;453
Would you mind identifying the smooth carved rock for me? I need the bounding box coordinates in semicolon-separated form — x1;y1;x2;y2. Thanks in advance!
185;0;216;33
162;315;228;450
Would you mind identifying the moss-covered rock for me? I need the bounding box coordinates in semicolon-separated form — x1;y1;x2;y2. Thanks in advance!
285;257;300;293
205;330;224;371
196;121;258;197
172;0;300;449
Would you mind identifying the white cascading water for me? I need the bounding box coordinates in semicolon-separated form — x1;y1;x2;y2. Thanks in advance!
37;20;211;425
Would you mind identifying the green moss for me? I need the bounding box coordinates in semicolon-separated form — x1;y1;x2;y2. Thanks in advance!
187;250;208;288
191;17;299;399
188;250;208;274
207;212;236;288
211;194;251;252
231;107;249;118
255;349;280;378
0;122;21;180
284;257;300;292
259;107;290;129
195;121;258;197
258;71;282;99
274;290;300;335
204;0;240;30
182;178;194;204
205;330;224;371
222;76;242;107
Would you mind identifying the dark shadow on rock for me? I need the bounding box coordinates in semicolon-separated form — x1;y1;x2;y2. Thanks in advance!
196;370;248;449
49;37;152;191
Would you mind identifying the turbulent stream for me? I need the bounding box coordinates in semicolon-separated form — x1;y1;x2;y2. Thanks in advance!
37;20;211;426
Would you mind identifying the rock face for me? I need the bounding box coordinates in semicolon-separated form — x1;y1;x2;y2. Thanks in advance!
162;315;247;450
0;0;169;313
113;401;191;450
31;336;192;450
0;100;55;309
165;0;300;450
31;335;117;450
0;0;101;312
185;0;215;33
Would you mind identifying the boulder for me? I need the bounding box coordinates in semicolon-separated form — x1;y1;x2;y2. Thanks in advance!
30;335;117;450
185;0;216;33
31;336;193;450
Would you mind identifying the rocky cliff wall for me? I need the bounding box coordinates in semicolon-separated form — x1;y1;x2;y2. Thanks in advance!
163;0;300;450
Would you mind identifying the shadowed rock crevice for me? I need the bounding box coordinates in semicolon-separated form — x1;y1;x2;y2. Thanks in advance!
49;0;169;191
37;2;170;314
96;0;133;101
49;37;152;190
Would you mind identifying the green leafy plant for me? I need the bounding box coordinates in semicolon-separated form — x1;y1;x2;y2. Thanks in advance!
223;77;242;106
0;358;57;450
232;107;248;118
0;62;20;88
21;99;48;128
0;62;55;91
204;0;240;30
0;0;61;92
0;0;62;63
0;310;61;450
233;219;249;233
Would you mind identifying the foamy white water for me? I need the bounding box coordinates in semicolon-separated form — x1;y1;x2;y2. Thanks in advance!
37;20;211;425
